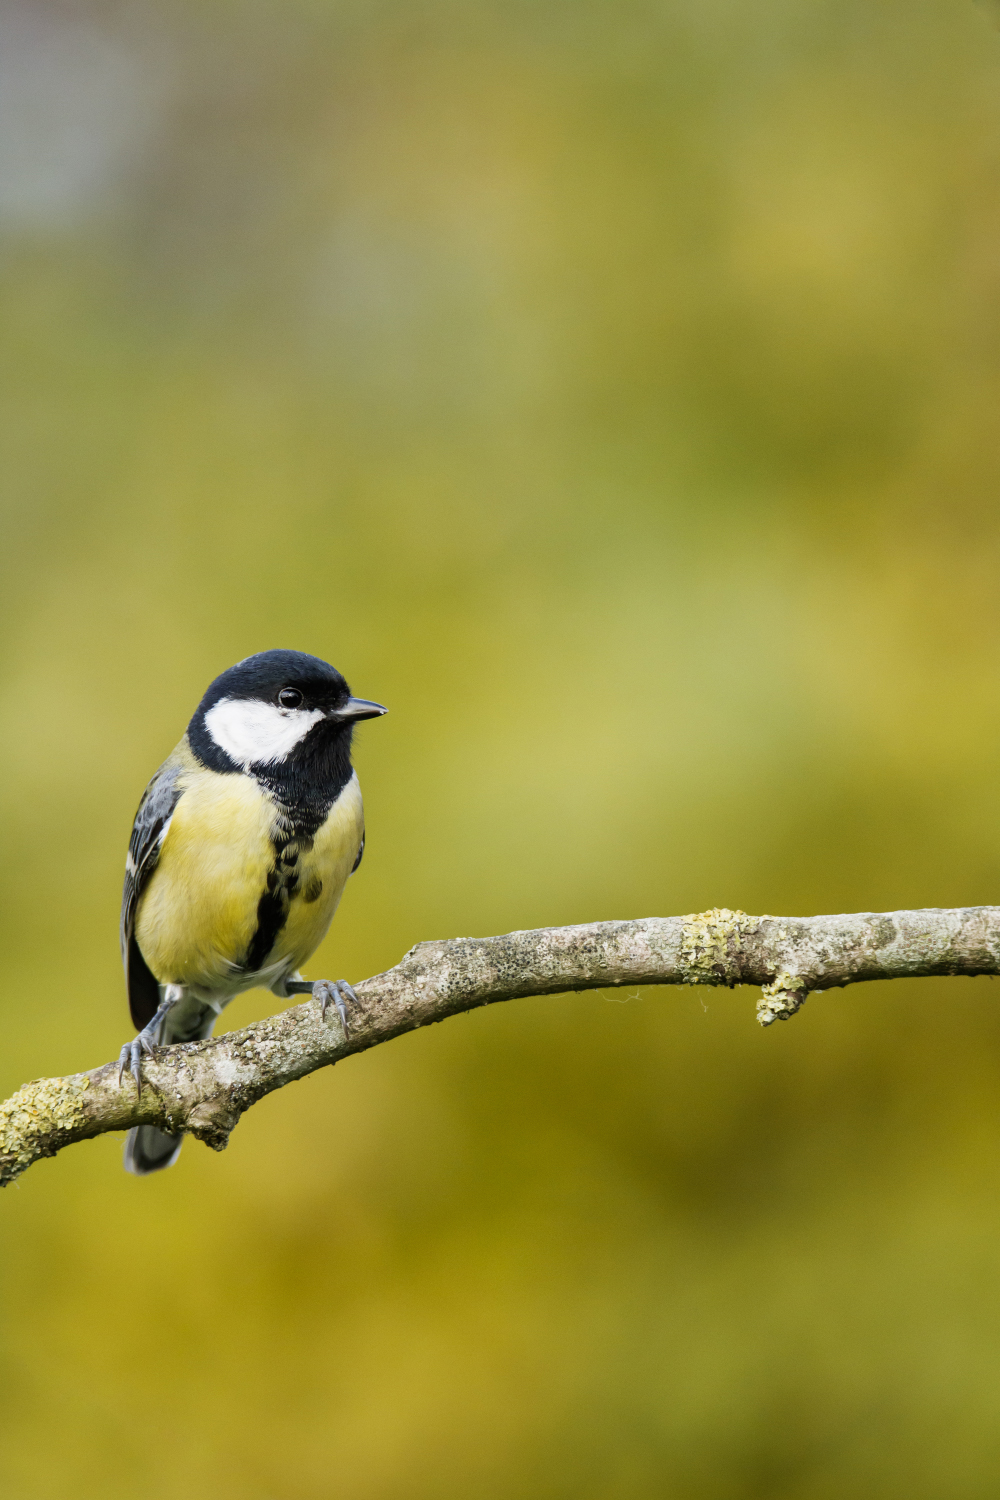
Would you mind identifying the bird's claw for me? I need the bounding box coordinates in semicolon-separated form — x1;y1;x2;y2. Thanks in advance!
314;979;358;1036
116;991;180;1096
117;1027;158;1095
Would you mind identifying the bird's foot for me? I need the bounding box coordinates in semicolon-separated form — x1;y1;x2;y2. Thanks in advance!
117;989;181;1095
117;1024;159;1095
313;979;358;1036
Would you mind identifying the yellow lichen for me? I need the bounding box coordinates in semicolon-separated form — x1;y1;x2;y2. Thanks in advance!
0;1075;90;1178
757;972;809;1027
679;909;754;983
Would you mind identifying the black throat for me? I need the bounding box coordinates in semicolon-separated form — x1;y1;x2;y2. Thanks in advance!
254;721;356;838
188;716;355;840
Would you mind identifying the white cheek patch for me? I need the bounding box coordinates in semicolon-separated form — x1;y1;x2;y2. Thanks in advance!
204;697;325;768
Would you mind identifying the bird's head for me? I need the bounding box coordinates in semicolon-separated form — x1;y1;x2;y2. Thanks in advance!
188;649;386;774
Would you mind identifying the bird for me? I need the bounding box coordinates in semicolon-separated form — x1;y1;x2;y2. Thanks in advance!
118;649;386;1175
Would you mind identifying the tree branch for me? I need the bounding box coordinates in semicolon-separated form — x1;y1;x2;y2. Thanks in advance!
4;905;999;1186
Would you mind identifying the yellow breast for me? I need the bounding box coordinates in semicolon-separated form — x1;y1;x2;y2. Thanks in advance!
134;767;364;991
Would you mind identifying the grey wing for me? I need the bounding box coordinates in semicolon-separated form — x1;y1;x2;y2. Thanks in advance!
350;832;365;875
121;758;185;1029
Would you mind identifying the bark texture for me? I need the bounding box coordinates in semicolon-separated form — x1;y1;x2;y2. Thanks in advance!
4;905;999;1186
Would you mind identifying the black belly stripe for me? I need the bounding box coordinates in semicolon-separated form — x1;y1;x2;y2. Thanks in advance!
242;814;313;973
244;874;288;973
242;781;356;974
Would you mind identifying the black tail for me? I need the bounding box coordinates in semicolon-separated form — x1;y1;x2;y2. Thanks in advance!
124;1126;183;1175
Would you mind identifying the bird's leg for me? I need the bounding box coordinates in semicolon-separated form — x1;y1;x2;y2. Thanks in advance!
118;984;184;1095
286;977;358;1037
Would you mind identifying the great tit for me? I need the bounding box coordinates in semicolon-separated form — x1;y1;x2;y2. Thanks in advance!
119;649;386;1175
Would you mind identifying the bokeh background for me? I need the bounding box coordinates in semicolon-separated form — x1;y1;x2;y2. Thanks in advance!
3;0;1000;1494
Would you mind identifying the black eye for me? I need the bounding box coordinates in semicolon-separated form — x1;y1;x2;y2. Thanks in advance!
278;687;303;709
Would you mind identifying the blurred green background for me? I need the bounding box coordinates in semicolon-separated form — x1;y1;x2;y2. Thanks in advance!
3;0;1000;1495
